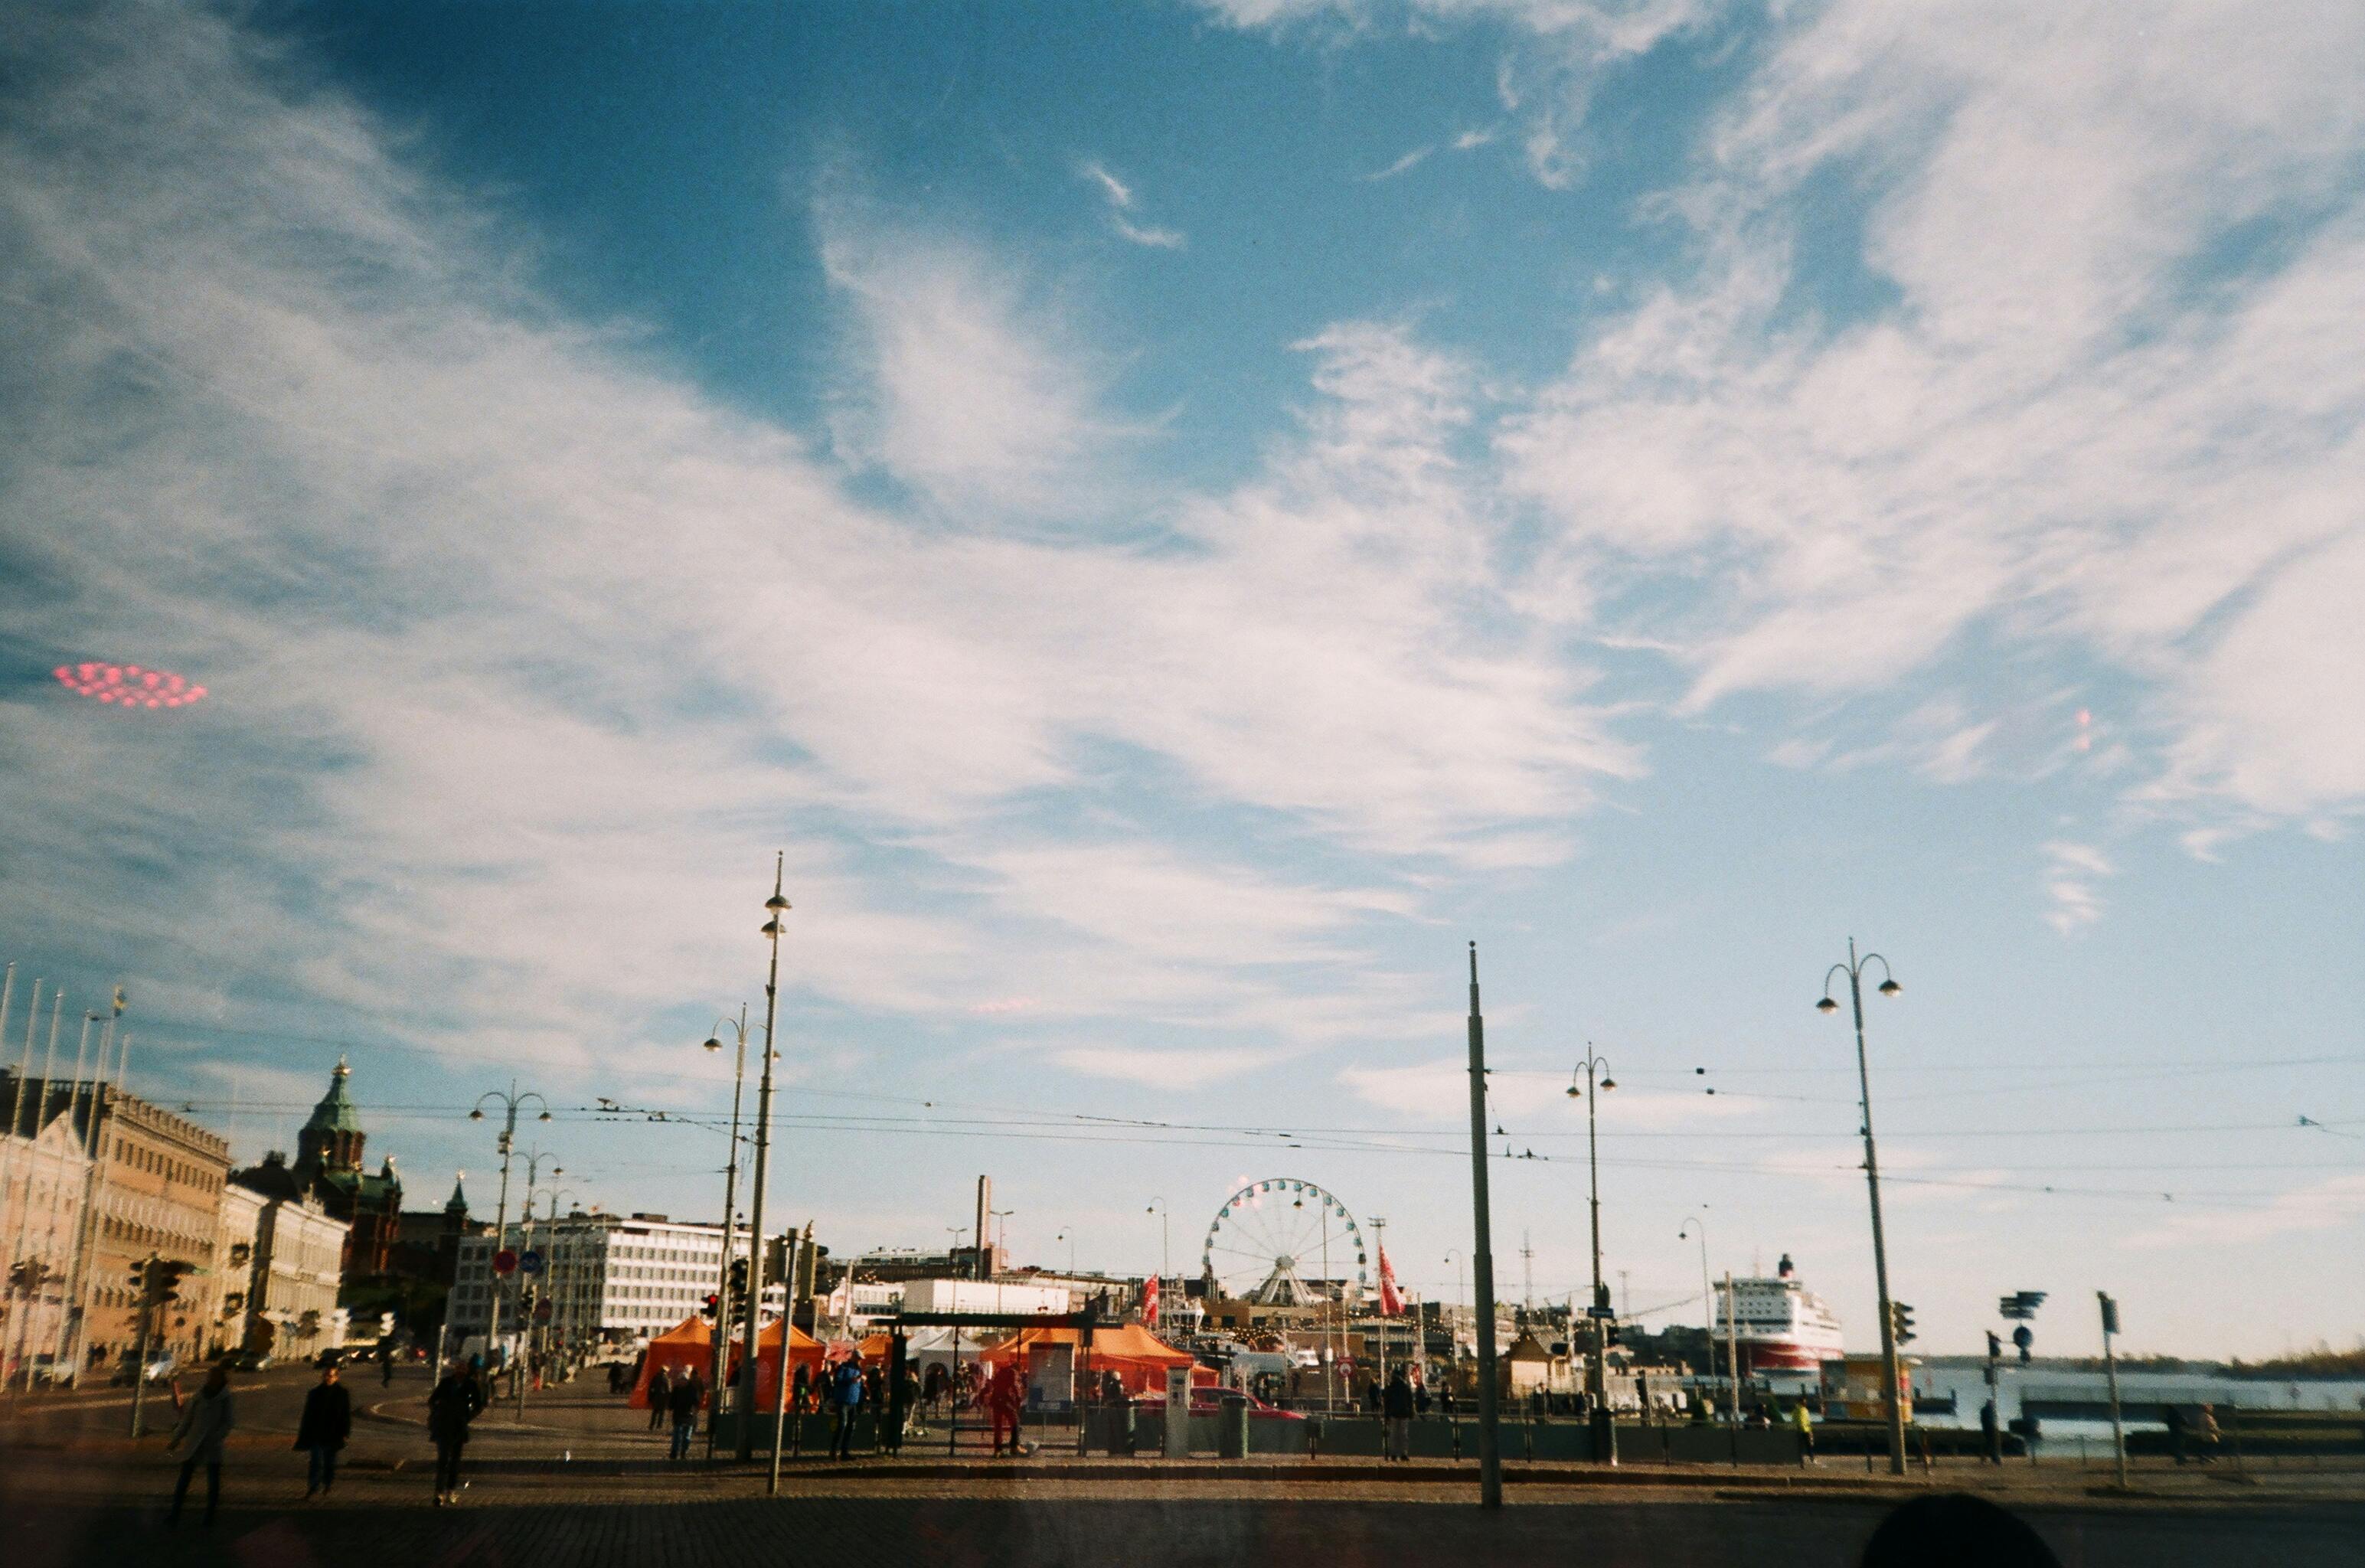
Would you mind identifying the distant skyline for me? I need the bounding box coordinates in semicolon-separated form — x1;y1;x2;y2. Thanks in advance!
2;1;2361;1360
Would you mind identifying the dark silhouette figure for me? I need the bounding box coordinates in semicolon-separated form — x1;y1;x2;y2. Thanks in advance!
295;1364;352;1497
1860;1494;2060;1568
427;1360;485;1505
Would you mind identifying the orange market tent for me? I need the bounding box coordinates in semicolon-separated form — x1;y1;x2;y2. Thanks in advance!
630;1317;826;1410
976;1322;1207;1397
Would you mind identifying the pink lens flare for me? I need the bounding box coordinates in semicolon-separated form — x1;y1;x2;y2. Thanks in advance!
54;662;207;710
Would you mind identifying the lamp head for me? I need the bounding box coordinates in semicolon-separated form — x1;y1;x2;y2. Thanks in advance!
702;1037;723;1053
1815;996;1840;1014
764;894;790;912
761;920;786;936
1877;978;1901;997
537;1109;552;1122
1599;1075;1616;1092
469;1108;485;1121
1565;1083;1581;1099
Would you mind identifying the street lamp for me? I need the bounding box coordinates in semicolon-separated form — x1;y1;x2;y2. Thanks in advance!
512;1149;562;1415
1056;1229;1076;1276
1566;1045;1618;1462
743;855;791;1485
1146;1197;1171;1302
1821;938;1906;1476
535;1184;580;1380
467;1083;549;1374
1677;1214;1732;1426
703;1004;751;1459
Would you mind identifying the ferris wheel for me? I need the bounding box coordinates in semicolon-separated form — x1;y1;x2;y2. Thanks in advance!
1200;1178;1367;1307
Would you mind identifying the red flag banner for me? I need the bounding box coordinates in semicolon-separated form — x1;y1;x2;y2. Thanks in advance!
1142;1273;1161;1329
1377;1246;1404;1317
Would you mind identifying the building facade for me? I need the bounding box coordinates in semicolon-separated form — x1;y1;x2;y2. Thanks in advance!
31;1082;234;1370
211;1181;265;1356
231;1160;351;1357
1;1106;93;1382
448;1213;769;1355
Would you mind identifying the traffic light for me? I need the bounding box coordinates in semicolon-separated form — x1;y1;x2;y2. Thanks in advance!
1889;1301;1917;1345
1605;1318;1623;1348
2098;1292;2121;1337
129;1258;156;1302
152;1260;194;1304
1986;1330;2003;1361
701;1292;720;1321
727;1256;749;1299
2013;1325;2033;1364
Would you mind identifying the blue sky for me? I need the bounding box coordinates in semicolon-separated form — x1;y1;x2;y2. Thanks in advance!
3;0;2362;1358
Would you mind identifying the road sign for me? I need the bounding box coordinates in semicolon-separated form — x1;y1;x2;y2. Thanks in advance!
519;1250;544;1276
492;1249;518;1276
1586;1305;1618;1318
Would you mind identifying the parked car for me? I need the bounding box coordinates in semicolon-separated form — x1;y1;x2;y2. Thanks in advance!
225;1348;273;1371
112;1352;176;1386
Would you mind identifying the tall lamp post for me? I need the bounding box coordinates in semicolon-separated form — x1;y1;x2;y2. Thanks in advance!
1146;1197;1170;1305
1677;1214;1731;1426
1819;939;1905;1476
467;1084;550;1374
701;1005;751;1457
535;1184;580;1380
739;855;790;1471
1564;1046;1619;1461
512;1150;561;1414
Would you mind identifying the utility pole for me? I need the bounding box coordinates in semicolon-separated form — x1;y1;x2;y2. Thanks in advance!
742;854;790;1468
467;1086;547;1387
1370;1215;1388;1393
2099;1292;2128;1488
1723;1272;1740;1428
1570;1045;1618;1462
1820;939;1906;1475
1464;942;1503;1509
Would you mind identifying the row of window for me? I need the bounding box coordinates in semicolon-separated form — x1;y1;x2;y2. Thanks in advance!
112;1137;223;1193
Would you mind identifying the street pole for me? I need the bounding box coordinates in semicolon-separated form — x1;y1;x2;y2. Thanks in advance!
1822;939;1906;1475
514;1152;557;1416
1370;1215;1387;1395
1723;1272;1740;1428
1571;1047;1618;1463
1678;1217;1712;1419
2099;1292;2128;1488
1464;941;1503;1510
704;1006;749;1459
469;1084;549;1382
741;853;789;1467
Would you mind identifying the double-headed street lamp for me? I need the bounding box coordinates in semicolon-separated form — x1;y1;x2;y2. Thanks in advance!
701;1004;751;1457
1565;1046;1618;1462
1819;939;1905;1476
739;856;791;1475
512;1149;562;1413
466;1083;549;1369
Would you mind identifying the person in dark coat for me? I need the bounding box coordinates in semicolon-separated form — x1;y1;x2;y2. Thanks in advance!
1979;1397;2002;1465
793;1361;813;1414
167;1364;236;1527
668;1367;703;1460
1383;1367;1416;1462
645;1364;671;1432
296;1363;353;1498
428;1359;485;1506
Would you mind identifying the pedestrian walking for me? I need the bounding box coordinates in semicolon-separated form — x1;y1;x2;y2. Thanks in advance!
645;1364;671;1432
668;1367;702;1460
296;1362;353;1498
830;1356;867;1459
428;1358;485;1506
166;1364;236;1527
1791;1399;1815;1465
1382;1366;1415;1462
2197;1404;2222;1465
888;1362;920;1452
792;1360;812;1415
380;1348;395;1388
2165;1403;2188;1464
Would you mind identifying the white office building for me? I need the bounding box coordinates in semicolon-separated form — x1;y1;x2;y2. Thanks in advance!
447;1211;776;1351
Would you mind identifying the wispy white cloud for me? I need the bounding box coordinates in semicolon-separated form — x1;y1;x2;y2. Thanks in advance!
1077;156;1185;248
1361;145;1432;181
2122;1173;2365;1251
2042;840;2114;935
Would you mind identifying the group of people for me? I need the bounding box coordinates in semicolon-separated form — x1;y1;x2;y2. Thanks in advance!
159;1352;488;1527
633;1352;919;1459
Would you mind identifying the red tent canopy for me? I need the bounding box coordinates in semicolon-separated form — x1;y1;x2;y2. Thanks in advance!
629;1317;826;1410
976;1322;1210;1396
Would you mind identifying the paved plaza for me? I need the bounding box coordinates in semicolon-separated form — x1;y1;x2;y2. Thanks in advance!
7;1365;2364;1566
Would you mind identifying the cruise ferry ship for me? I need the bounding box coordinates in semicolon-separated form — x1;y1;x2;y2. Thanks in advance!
1713;1254;1847;1374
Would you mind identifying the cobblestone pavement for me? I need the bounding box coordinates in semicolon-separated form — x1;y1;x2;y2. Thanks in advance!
8;1446;2365;1568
